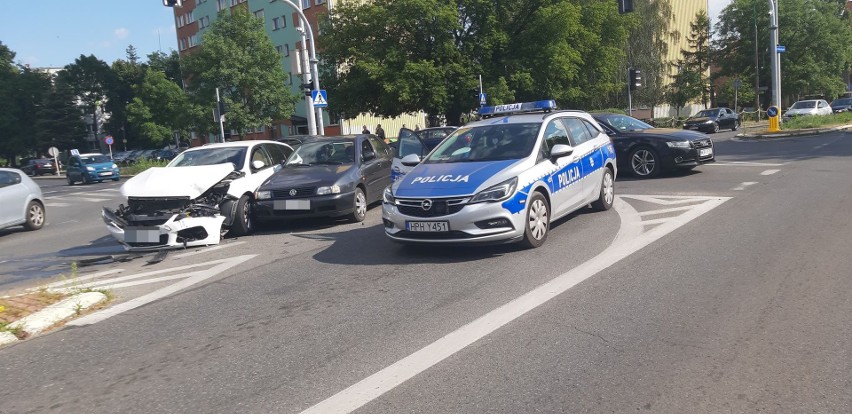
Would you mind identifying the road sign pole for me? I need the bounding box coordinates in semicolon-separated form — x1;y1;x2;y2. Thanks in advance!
216;88;225;143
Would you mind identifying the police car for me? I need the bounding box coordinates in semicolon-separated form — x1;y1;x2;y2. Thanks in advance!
382;100;617;248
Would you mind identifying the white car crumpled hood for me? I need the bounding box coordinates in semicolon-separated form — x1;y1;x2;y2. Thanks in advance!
120;164;236;200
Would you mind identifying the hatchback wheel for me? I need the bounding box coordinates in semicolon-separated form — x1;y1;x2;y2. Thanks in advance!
520;192;549;249
348;187;367;223
591;168;615;211
228;195;253;236
67;175;75;186
732;120;739;131
24;201;45;231
629;147;660;178
712;122;720;133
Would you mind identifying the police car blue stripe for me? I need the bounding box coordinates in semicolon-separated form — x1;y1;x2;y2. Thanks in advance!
502;150;603;214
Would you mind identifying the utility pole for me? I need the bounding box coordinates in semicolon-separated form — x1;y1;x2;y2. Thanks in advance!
754;1;760;121
216;87;225;143
768;0;782;114
297;26;317;136
278;0;324;135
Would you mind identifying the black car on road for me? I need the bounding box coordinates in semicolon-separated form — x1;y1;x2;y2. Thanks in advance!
682;107;739;133
592;113;715;178
254;135;393;222
830;98;852;113
20;158;58;176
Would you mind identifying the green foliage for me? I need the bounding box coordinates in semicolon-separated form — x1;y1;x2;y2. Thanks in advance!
121;158;169;176
127;68;193;148
320;0;629;125
626;0;678;111
57;54;114;117
105;46;147;150
146;50;183;87
715;0;852;103
782;112;852;130
667;12;711;116
183;8;297;137
35;81;87;153
715;78;755;111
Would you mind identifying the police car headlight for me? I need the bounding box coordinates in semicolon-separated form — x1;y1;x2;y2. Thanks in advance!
666;141;691;148
469;177;518;204
382;186;395;204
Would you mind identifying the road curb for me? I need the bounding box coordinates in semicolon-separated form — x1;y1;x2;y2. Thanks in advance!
5;292;108;341
0;331;17;346
736;123;852;140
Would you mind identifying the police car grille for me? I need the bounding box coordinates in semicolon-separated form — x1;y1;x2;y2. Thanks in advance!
692;139;712;148
397;198;467;217
271;187;315;198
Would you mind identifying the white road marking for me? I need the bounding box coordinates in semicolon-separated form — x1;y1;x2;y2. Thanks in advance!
67;254;256;326
813;143;829;150
761;169;780;176
705;161;785;167
731;181;758;191
174;241;247;258
637;205;695;217
300;195;730;414
56;220;79;225
45;203;70;207
39;269;125;290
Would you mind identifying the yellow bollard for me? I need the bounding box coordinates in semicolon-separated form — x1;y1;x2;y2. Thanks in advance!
767;106;781;132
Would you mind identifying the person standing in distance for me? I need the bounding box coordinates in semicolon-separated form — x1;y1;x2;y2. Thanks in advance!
375;124;387;143
362;125;370;134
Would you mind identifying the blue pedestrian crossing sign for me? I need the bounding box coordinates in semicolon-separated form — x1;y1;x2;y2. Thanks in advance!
312;90;328;108
479;93;487;106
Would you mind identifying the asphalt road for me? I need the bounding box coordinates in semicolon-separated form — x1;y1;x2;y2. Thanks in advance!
1;129;850;413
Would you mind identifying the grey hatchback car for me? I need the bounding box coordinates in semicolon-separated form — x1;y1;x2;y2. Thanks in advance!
0;168;46;231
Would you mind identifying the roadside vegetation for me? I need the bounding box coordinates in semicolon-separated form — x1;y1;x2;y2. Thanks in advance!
121;158;168;176
782;112;852;130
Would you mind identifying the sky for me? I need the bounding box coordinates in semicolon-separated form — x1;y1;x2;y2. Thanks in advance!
1;1;733;69
1;1;179;68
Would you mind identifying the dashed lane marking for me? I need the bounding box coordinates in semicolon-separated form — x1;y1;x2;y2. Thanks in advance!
705;161;785;167
761;169;780;175
732;181;758;191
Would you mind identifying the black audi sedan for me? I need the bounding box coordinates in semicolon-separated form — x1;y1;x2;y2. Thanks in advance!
253;135;393;222
682;107;740;133
592;113;715;178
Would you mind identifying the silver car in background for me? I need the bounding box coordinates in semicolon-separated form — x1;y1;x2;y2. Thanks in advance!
0;168;46;232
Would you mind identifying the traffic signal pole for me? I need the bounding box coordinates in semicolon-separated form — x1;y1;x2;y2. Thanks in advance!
298;27;317;136
216;87;225;143
278;0;324;135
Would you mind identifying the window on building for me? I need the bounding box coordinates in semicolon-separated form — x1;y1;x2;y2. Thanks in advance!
301;0;311;9
186;10;195;23
217;0;227;11
284;44;290;57
189;34;199;48
272;17;282;30
275;45;283;55
254;9;264;19
315;0;325;5
199;16;210;29
231;0;240;6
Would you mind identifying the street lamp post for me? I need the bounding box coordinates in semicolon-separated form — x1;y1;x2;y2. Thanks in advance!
276;0;325;135
768;0;782;112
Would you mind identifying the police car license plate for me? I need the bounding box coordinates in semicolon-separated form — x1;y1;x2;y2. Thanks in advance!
407;221;449;232
699;148;713;157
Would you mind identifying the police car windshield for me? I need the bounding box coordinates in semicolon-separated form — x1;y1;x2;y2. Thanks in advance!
169;147;247;170
424;123;539;163
286;141;354;166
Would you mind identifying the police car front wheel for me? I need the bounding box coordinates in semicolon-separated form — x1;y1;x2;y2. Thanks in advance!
591;167;615;211
521;192;550;249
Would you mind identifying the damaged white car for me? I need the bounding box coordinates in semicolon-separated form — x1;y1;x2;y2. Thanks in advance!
102;141;294;250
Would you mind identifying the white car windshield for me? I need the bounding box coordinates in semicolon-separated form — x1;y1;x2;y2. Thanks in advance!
790;101;816;109
169;147;247;170
287;141;355;166
424;123;539;163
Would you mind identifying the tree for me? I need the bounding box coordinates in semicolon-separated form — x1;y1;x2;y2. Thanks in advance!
320;0;629;126
626;0;679;114
106;46;146;149
147;50;183;87
680;11;711;108
127;69;193;148
57;55;114;146
35;80;87;153
183;8;297;138
667;66;703;117
714;0;852;104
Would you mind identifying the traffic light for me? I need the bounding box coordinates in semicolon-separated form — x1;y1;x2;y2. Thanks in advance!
628;68;642;90
163;0;183;7
217;100;229;115
618;0;634;14
301;83;312;96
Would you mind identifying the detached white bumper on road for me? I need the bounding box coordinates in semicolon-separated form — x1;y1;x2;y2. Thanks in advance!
102;208;226;251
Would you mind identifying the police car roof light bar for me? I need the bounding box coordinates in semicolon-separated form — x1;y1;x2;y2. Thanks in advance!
479;100;557;117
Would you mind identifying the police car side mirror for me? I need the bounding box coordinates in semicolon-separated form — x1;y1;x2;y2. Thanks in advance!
550;144;574;160
401;154;421;167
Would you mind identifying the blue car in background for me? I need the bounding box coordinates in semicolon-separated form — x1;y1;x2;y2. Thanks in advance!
66;153;120;185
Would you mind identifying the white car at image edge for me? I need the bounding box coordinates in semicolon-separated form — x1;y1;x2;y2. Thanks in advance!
0;168;46;232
